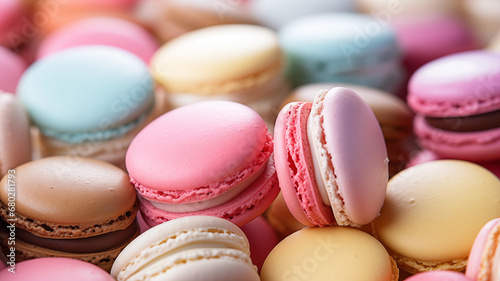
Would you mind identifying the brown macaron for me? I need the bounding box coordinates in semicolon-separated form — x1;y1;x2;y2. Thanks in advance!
0;156;139;272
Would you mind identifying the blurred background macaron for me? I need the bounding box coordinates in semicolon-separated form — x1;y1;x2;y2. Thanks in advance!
240;216;279;272
463;0;500;46
111;216;260;281
356;0;464;19
18;45;155;169
0;0;29;49
0;46;27;93
0;257;115;280
0;156;139;271
279;13;404;93
151;24;288;129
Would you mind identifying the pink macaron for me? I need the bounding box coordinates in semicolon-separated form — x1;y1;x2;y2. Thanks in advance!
466;218;500;281
274;87;388;227
0;0;27;49
408;50;500;162
241;216;279;272
405;271;473;281
0;45;26;93
37;17;159;63
126;101;279;227
0;257;114;280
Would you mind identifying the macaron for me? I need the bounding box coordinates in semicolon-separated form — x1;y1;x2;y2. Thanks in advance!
0;46;27;93
487;30;500;52
279;13;404;92
150;24;289;128
281;83;415;176
241;216;279;272
0;0;28;48
372;160;500;274
264;192;306;239
37;17;159;63
464;0;500;46
111;216;260;281
18;45;155;169
274;87;388;227
0;257;115;280
249;0;355;30
126;101;279;227
0;156;139;271
260;226;399;281
356;0;463;18
405;271;474;281
0;93;31;177
392;14;479;77
407;50;500;162
466;218;500;281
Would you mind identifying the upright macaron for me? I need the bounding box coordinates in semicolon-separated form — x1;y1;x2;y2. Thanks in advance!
18;45;155;169
111;216;260;281
372;160;500;274
126;101;279;227
0;156;139;271
150;24;288;127
279;13;403;92
407;50;500;162
466;218;500;281
274;87;388;227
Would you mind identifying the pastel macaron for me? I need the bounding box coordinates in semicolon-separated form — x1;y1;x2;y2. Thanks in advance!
111;216;260;281
466;218;500;281
464;0;500;45
0;0;28;48
0;46;27;93
0;257;114;280
150;24;288;127
0;92;31;177
407;50;500;162
0;156;139;271
356;0;463;18
405;271;474;281
18;45;155;169
37;17;159;63
241;216;279;271
260;226;399;281
372;160;500;274
126;101;279;227
274;87;388;227
279;13;404;92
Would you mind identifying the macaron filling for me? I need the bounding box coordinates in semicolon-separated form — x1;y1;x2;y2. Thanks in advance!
148;164;267;213
424;109;500;132
15;220;139;253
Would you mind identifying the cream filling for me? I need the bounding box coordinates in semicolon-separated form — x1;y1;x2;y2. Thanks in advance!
307;115;331;206
492;241;500;281
150;164;266;213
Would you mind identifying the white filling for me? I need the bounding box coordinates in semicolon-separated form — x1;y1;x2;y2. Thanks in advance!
149;164;266;213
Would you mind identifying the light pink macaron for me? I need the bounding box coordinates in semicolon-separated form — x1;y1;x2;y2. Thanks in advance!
0;257;114;280
408;50;500;162
126;101;279;227
466;218;500;281
405;271;473;281
241;216;279;272
0;0;27;49
274;87;389;227
0;46;27;93
37;17;159;63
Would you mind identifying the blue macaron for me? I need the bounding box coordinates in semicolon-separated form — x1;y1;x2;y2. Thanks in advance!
18;45;154;143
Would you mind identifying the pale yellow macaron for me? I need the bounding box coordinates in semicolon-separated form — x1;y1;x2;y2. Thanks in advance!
372;160;500;274
150;24;289;127
260;226;399;281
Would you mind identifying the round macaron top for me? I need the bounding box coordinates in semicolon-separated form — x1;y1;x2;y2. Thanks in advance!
37;17;159;63
151;24;282;94
126;101;269;192
18;45;154;142
466;218;500;280
408;51;500;117
260;227;397;281
0;257;115;281
0;156;136;225
373;160;500;270
279;13;400;70
0;45;27;93
405;271;473;281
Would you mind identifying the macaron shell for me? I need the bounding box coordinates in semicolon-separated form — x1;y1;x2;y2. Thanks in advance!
466;218;500;281
37;17;159;63
241;216;279;271
0;93;31;176
315;87;388;225
273;101;334;227
0;46;27;93
408;51;500;117
0;0;27;48
0;257;115;281
405;271;474;281
414;114;500;161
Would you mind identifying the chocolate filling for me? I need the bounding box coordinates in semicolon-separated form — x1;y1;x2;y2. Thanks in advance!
425;109;500;132
14;220;138;253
